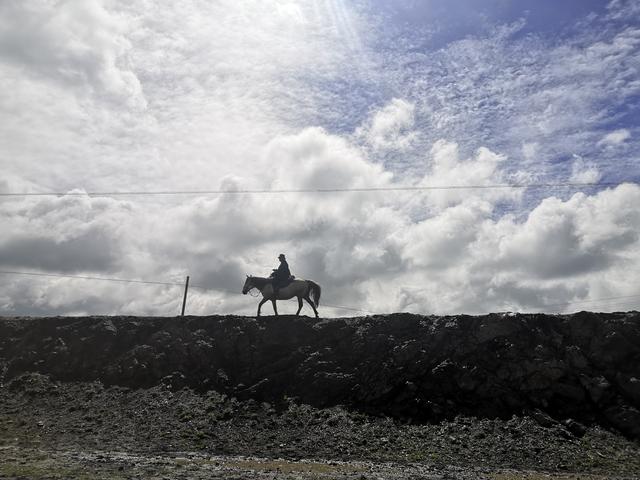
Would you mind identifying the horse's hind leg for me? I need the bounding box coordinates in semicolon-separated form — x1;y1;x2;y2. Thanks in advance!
304;296;318;318
296;296;303;316
271;299;278;316
257;298;268;317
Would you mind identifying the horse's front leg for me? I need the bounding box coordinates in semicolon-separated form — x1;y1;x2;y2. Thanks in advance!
257;297;268;317
271;298;278;316
296;296;303;316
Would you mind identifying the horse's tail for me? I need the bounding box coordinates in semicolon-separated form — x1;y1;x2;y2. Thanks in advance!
307;280;321;308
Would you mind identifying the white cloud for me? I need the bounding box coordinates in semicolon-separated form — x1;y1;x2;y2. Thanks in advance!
606;0;640;21
415;140;521;210
570;155;601;183
489;184;640;293
598;128;631;146
266;127;393;191
370;4;640;184
0;0;145;107
358;98;417;151
0;0;377;197
0;192;132;273
400;200;492;269
1;135;639;316
384;183;640;315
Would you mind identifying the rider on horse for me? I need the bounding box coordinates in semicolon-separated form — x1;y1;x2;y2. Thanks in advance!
271;253;291;298
242;258;321;317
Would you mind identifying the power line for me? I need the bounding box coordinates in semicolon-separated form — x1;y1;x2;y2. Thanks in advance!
552;302;638;313
0;269;367;313
1;270;638;315
541;294;640;309
0;269;241;294
322;303;373;314
0;269;195;288
0;181;634;198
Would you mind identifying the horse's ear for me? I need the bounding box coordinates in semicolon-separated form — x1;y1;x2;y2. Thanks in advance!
246;274;248;278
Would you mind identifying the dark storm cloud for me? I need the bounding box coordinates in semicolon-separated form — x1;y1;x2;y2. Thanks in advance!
189;256;246;292
0;230;119;273
3;289;118;316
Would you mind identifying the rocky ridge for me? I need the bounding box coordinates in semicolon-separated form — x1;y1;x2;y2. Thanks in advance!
1;312;639;438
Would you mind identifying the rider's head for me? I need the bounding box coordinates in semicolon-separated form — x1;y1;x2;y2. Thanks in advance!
278;253;286;261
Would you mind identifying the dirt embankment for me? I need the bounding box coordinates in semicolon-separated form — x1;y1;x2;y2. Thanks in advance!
1;312;639;438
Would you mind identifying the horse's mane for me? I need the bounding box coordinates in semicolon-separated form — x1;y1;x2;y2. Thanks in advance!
249;276;270;288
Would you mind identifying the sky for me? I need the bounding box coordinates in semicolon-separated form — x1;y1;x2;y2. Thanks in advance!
0;0;639;317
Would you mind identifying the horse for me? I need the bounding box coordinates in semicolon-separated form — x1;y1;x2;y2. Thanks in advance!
242;275;321;318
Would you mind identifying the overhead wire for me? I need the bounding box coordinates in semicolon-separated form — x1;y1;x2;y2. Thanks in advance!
553;301;640;313
321;303;374;314
0;269;369;314
0;269;249;298
0;269;200;288
0;181;634;198
541;294;640;309
1;269;638;314
2;181;638;315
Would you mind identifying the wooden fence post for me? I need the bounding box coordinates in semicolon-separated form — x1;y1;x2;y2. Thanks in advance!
181;275;190;317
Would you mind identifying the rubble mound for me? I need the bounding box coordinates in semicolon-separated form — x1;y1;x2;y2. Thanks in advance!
1;312;639;437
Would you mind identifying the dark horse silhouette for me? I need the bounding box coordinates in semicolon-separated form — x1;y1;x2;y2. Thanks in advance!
242;275;321;317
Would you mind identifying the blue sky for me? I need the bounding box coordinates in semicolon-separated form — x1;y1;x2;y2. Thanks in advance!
373;0;609;40
0;0;639;316
300;0;640;197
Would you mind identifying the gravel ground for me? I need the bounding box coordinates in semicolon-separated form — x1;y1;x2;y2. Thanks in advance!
1;374;639;479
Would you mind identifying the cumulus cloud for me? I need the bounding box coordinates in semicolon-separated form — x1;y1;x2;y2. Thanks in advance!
385;183;640;315
0;234;117;273
414;140;521;210
0;0;145;107
0;192;131;273
137;133;640;316
1;135;639;316
488;184;640;302
0;0;376;199
142;128;403;313
358;98;417;151
400;200;492;269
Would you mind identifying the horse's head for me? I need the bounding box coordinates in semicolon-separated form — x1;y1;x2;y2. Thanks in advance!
242;275;253;294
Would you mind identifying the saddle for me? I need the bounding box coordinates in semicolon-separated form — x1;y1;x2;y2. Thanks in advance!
269;272;295;287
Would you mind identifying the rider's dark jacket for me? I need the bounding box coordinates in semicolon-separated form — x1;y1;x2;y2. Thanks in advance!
273;260;291;286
